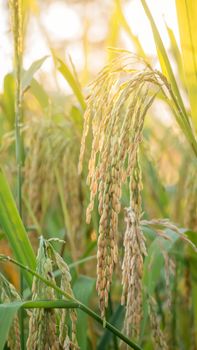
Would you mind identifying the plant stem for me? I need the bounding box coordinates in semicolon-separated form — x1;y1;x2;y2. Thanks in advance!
23;196;42;235
22;300;79;309
0;254;142;350
171;261;177;348
9;0;23;216
9;1;24;348
68;254;96;269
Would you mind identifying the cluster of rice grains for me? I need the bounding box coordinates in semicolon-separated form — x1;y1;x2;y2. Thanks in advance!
27;237;78;350
148;297;168;350
79;51;169;336
23;117;82;238
0;273;21;349
121;156;147;339
8;0;23;71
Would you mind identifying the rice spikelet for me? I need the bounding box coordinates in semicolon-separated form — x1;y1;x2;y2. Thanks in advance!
26;238;59;350
121;155;147;339
148;296;169;350
26;237;78;349
52;248;78;349
23;118;82;237
0;273;21;349
8;0;23;60
78;51;166;317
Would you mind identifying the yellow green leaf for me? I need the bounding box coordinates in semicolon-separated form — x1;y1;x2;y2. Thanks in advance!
176;0;197;130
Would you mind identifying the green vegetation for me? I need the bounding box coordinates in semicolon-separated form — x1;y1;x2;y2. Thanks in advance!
0;1;196;349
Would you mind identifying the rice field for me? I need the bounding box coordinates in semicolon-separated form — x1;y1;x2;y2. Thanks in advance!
0;1;197;349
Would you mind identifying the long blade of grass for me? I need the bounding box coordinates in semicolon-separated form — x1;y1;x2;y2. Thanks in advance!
55;56;86;111
0;169;36;286
164;21;184;83
30;78;49;111
0;302;21;350
73;276;95;350
115;0;145;57
176;0;197;130
140;0;196;137
140;0;186;113
97;305;124;349
21;55;49;93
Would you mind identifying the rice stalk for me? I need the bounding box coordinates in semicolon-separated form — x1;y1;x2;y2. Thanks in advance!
78;50;172;318
8;2;24;344
0;273;21;349
148;296;169;350
51;247;78;349
26;238;59;350
121;155;147;340
8;0;23;214
26;237;78;349
23;117;82;253
141;218;197;253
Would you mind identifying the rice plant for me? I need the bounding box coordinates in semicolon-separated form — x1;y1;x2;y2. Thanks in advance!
0;0;197;349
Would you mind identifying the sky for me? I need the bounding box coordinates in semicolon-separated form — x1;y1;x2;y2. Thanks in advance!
0;0;179;92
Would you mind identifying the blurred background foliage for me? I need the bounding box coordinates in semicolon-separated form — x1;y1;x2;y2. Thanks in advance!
0;0;197;349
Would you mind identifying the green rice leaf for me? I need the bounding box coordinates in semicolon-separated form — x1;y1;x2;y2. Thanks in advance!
176;0;197;130
140;0;197;159
165;22;184;83
30;78;49;110
140;0;191;130
97;305;124;350
115;0;145;57
21;55;49;93
0;169;36;286
55;56;86;111
0;301;22;350
3;74;15;127
73;275;95;350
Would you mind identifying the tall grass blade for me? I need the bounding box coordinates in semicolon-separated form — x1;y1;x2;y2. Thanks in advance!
0;301;21;350
140;0;197;157
97;305;124;350
73;276;95;350
0;169;36;286
176;0;197;130
55;56;86;111
165;22;184;83
115;0;145;57
21;55;49;93
30;79;49;111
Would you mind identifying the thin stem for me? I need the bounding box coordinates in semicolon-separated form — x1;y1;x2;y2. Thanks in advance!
9;1;24;348
23;196;42;235
9;0;23;216
0;254;142;350
22;300;79;309
171;262;178;348
68;255;96;269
